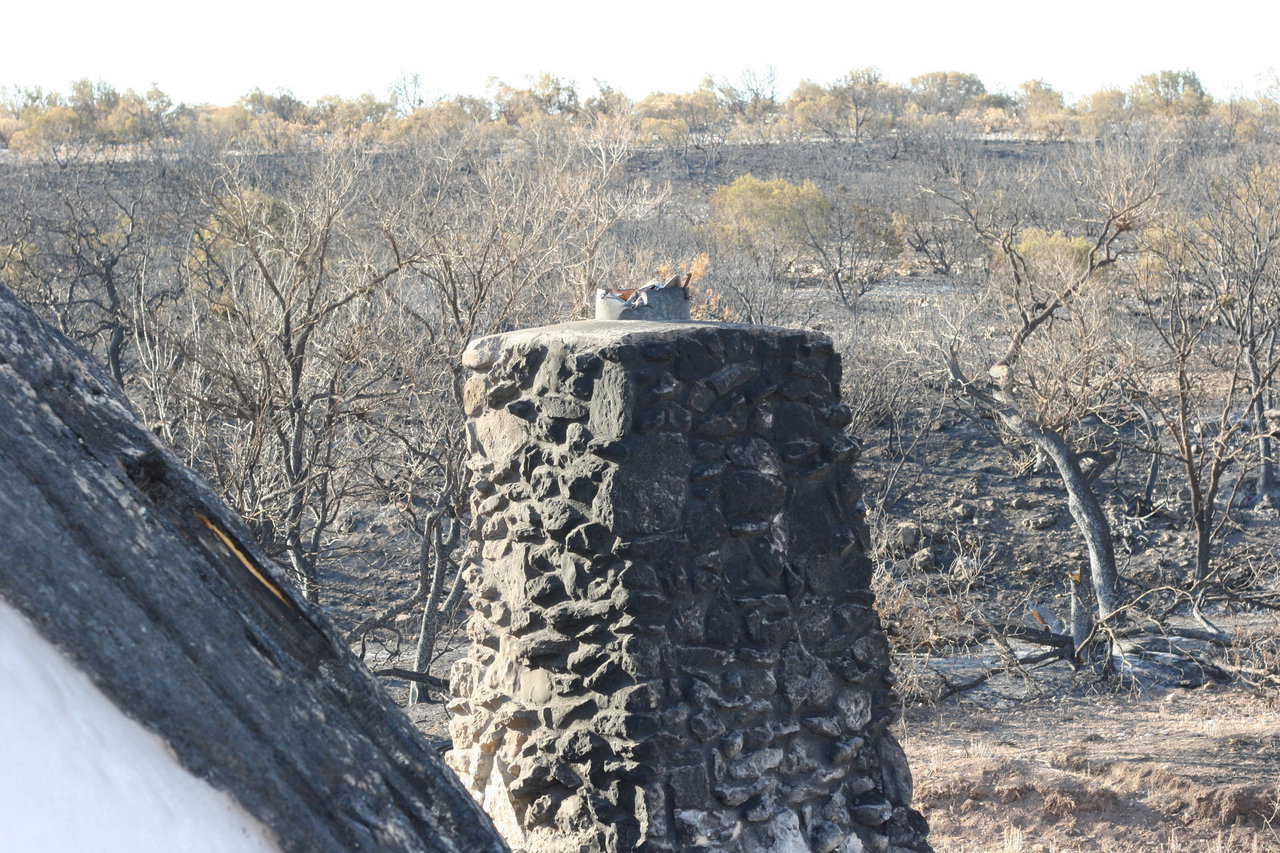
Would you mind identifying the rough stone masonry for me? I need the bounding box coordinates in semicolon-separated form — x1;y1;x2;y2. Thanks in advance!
446;320;931;853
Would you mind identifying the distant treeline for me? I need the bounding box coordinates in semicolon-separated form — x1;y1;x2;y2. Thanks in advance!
0;68;1272;152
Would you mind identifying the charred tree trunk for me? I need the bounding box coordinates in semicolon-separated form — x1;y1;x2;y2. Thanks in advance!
1031;427;1122;620
1248;343;1280;509
944;349;1122;625
407;518;459;705
1133;404;1162;513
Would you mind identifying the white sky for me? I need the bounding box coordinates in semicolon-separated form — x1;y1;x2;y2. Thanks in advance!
4;0;1278;107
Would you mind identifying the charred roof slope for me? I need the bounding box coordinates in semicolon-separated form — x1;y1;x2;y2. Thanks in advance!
0;283;507;853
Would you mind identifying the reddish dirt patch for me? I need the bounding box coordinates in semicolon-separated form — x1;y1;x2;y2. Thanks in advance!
902;685;1280;851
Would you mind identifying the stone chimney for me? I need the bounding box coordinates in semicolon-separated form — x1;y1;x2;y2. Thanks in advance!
447;320;930;853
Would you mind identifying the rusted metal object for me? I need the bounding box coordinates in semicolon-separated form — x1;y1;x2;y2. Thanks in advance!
594;272;691;321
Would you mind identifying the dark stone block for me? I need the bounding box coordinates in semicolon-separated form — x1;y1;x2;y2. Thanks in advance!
721;470;786;522
672;337;719;381
487;380;521;407
567;523;615;556
527;574;570;606
667;763;709;807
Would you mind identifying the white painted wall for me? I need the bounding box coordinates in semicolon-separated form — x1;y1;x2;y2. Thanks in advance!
0;599;281;852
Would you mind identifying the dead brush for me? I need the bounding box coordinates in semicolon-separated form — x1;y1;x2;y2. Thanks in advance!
946;526;994;595
866;509;957;638
1006;444;1045;479
871;562;943;704
1222;619;1280;693
1158;830;1277;853
869;515;1007;704
830;295;943;436
1191;546;1280;692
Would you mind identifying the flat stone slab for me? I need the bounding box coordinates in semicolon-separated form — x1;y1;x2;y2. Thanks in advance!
464;320;828;370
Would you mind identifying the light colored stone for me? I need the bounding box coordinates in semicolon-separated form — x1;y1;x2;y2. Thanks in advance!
890;521;922;554
1022;512;1057;530
761;809;812;853
909;548;935;572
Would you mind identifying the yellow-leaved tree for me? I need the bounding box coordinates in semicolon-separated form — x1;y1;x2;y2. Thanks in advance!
708;173;899;315
709;173;829;260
